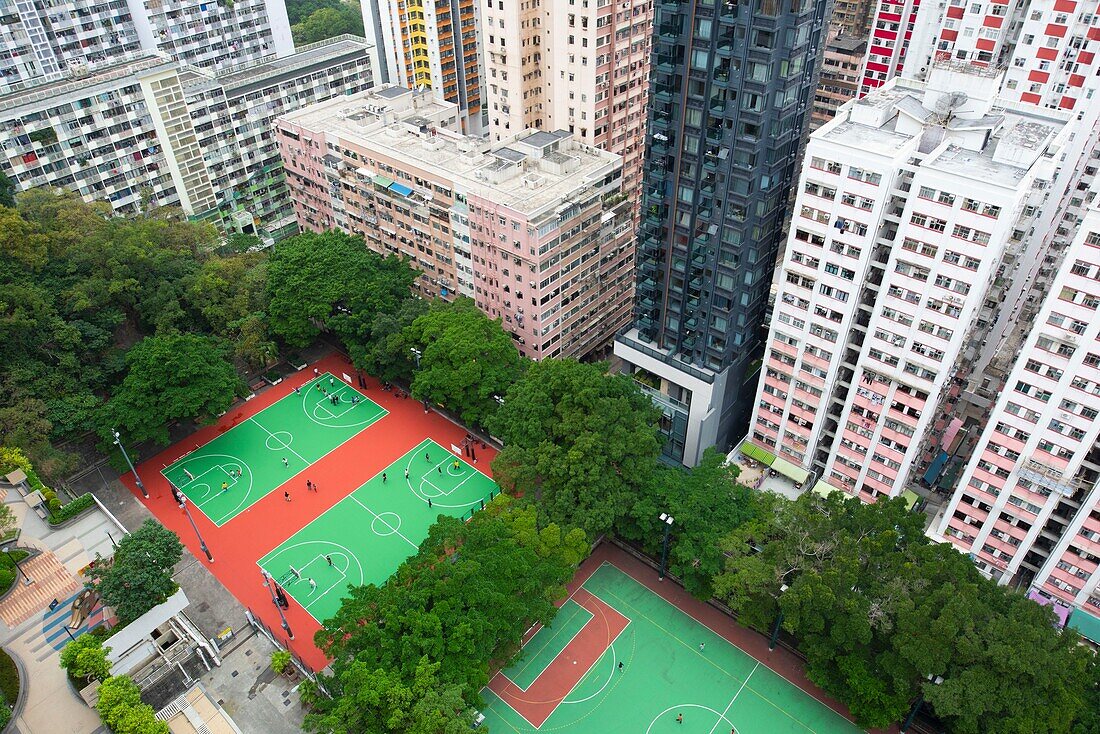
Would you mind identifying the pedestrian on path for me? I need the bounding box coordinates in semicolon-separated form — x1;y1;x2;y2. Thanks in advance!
382;472;387;483
284;490;291;501
306;480;313;491
326;555;333;566
282;457;289;468
313;368;319;378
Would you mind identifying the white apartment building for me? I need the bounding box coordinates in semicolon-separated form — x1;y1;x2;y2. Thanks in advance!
0;0;293;94
0;54;196;214
0;38;374;240
481;0;652;195
180;35;375;241
746;63;1070;502
935;188;1100;613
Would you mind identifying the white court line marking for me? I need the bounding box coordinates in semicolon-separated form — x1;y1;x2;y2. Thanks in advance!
707;662;758;734
349;496;418;549
248;417;309;465
507;602;595;692
256;540;365;625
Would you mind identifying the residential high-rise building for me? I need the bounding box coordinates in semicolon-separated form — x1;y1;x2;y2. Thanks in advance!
744;64;1070;501
0;36;375;239
612;0;829;466
0;0;294;94
361;0;485;134
934;186;1100;610
811;35;867;129
1001;0;1100;112
181;36;376;241
832;0;876;38
859;0;1017;96
275;86;635;359
481;0;653;196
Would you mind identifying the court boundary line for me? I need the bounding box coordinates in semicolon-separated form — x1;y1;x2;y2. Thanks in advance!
707;662;758;734
300;373;387;429
248;417;311;465
590;563;844;733
404;438;489;508
506;600;595;692
490;587;632;728
256;538;367;625
161;378;391;527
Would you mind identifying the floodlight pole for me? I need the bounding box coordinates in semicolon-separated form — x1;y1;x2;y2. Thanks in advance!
175;490;213;562
658;513;674;581
768;583;789;651
410;347;422;368
262;570;294;640
112;429;148;498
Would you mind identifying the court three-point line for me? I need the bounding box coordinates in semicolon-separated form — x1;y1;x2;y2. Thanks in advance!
349;496;419;549
248;417;310;465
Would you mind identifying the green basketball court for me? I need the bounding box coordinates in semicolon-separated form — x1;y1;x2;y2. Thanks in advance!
480;563;865;734
161;373;386;526
257;438;499;623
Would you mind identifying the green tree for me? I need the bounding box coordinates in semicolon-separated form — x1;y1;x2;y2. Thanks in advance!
266;230;418;352
305;656;475;734
358;296;427;384
404;298;524;427
0;171;14;209
85;519;183;625
188;253;274;367
617;449;761;598
489;359;661;537
96;675;167;734
101;333;243;445
291;3;364;44
60;635;112;682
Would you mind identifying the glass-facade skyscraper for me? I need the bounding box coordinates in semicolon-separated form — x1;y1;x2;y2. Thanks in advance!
614;0;830;465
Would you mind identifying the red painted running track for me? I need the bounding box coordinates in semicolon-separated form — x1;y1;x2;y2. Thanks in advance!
119;352;497;670
487;587;629;728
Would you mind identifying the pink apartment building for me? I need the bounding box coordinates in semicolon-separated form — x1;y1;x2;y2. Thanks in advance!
482;0;652;196
935;189;1100;614
745;64;1070;502
275;85;635;360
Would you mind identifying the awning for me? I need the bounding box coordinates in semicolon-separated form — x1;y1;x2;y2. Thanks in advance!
389;181;413;197
772;457;809;484
1068;607;1100;644
923;450;950;485
372;174;394;187
900;489;920;511
741;443;775;466
811;480;841;498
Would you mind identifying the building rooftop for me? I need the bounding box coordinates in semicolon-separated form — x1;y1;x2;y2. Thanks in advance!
282;88;623;217
827;35;867;54
180;35;371;98
819;120;914;156
0;53;175;116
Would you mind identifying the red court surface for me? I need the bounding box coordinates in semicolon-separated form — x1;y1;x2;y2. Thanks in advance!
487;587;630;727
119;352;497;670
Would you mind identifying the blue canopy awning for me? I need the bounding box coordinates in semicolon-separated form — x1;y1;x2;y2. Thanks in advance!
389;181;413;197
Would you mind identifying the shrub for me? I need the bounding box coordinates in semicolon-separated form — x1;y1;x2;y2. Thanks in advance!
270;650;291;675
48;494;94;525
60;635;111;682
47;498;61;513
0;647;19;707
96;675;167;734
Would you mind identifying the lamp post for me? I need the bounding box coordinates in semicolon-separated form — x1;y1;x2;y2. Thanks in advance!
410;347;422;368
175;490;213;562
768;583;789;650
262;570;294;640
493;394;505;407
112;429;148;498
658;512;674;581
6;550;30;586
901;675;944;732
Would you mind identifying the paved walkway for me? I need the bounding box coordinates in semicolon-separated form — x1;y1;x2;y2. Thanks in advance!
0;549;78;628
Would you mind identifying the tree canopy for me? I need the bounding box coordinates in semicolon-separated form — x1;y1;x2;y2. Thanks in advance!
101;333;244;446
488;358;662;538
85;519;183;625
405;297;525;428
291;3;364;44
310;497;586;730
